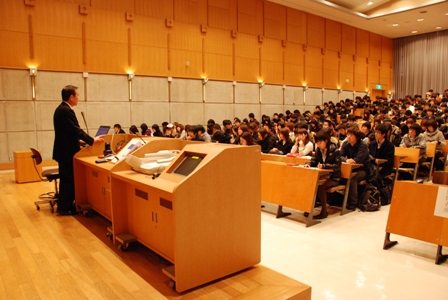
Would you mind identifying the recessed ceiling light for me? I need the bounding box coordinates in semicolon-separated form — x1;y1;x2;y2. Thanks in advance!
436;27;442;29
417;18;424;21
392;24;399;27
367;1;373;5
412;31;418;34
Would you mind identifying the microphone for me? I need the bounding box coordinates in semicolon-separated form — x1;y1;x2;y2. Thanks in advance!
81;111;89;135
135;132;147;144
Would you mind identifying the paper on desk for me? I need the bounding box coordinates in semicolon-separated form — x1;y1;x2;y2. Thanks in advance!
434;186;448;218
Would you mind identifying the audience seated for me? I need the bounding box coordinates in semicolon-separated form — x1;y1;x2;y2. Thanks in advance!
340;128;370;210
369;124;395;181
290;128;314;156
305;131;341;219
269;128;293;155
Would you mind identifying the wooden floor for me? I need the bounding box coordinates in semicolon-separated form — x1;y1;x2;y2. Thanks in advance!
0;172;311;300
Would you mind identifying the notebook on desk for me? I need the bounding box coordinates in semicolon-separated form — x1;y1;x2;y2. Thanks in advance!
95;125;110;136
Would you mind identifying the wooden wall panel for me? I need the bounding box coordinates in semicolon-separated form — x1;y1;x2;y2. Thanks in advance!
261;39;283;84
264;2;286;40
135;0;174;19
133;45;168;76
34;1;81;38
356;29;369;57
174;0;208;25
325;20;341;52
307;14;325;49
382;36;393;63
133;17;168;48
0;32;30;68
208;5;231;30
304;47;322;87
354;59;367;91
370;33;382;60
368;61;380;86
340;54;354;91
323;51;339;89
237;0;263;36
205;53;233;80
86;40;127;73
0;0;32;32
284;43;304;86
286;8;306;44
234;33;259;82
34;35;84;71
203;29;233;80
341;24;356;55
91;0;134;12
86;7;128;43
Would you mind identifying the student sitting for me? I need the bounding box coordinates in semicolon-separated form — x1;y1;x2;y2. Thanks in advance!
269;128;293;155
369;124;395;181
423;118;446;170
290;128;314;156
304;131;341;219
340;128;370;210
257;128;277;153
400;123;427;165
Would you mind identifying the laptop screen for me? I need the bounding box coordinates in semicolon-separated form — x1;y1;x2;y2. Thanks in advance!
95;125;110;137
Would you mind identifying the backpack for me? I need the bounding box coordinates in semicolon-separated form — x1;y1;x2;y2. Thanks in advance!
378;178;393;206
358;183;381;212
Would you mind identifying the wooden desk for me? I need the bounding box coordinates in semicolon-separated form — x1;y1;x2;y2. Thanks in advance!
330;163;363;216
384;181;448;264
261;161;332;227
392;147;420;182
111;144;261;292
261;153;311;165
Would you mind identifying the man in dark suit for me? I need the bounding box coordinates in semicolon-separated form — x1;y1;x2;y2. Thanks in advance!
53;85;103;215
369;124;395;182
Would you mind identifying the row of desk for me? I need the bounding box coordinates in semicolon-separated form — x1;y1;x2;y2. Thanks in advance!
73;135;262;293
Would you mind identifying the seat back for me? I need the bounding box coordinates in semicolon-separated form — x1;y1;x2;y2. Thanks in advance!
394;147;420;164
426;143;436;159
30;148;43;165
432;171;448;185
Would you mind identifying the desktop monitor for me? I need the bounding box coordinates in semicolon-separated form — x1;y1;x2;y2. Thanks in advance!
172;154;204;176
95;125;110;137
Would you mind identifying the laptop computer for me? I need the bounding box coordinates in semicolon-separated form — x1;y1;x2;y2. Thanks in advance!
95;125;110;137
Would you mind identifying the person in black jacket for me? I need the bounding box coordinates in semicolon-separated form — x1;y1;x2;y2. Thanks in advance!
53;85;103;215
305;131;341;219
369;124;395;182
340;127;370;210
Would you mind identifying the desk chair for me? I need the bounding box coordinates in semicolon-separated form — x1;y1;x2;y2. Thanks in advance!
440;140;448;171
30;148;59;213
421;143;436;181
394;147;420;182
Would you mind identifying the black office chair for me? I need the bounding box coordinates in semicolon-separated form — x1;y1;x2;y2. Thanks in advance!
30;148;59;213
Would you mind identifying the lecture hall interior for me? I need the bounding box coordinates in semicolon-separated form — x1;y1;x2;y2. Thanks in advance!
1;0;448;299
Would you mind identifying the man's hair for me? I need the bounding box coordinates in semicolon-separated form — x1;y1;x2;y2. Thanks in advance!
61;85;77;101
375;124;388;136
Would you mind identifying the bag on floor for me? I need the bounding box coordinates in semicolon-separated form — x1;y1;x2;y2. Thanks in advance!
378;178;393;206
358;183;381;212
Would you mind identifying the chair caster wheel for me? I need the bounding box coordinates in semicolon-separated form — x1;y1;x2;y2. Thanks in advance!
118;243;129;251
169;279;176;289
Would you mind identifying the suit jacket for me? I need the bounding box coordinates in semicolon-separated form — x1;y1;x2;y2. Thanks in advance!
53;102;94;162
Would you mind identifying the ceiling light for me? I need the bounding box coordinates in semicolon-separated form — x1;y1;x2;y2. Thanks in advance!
412;31;418;34
367;1;373;5
417;18;424;21
392;24;399;27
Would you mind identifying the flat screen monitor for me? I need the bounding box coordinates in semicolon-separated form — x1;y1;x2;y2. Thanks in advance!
95;125;110;137
172;154;204;176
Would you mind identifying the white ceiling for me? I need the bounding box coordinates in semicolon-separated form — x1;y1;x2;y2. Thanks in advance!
268;0;448;38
